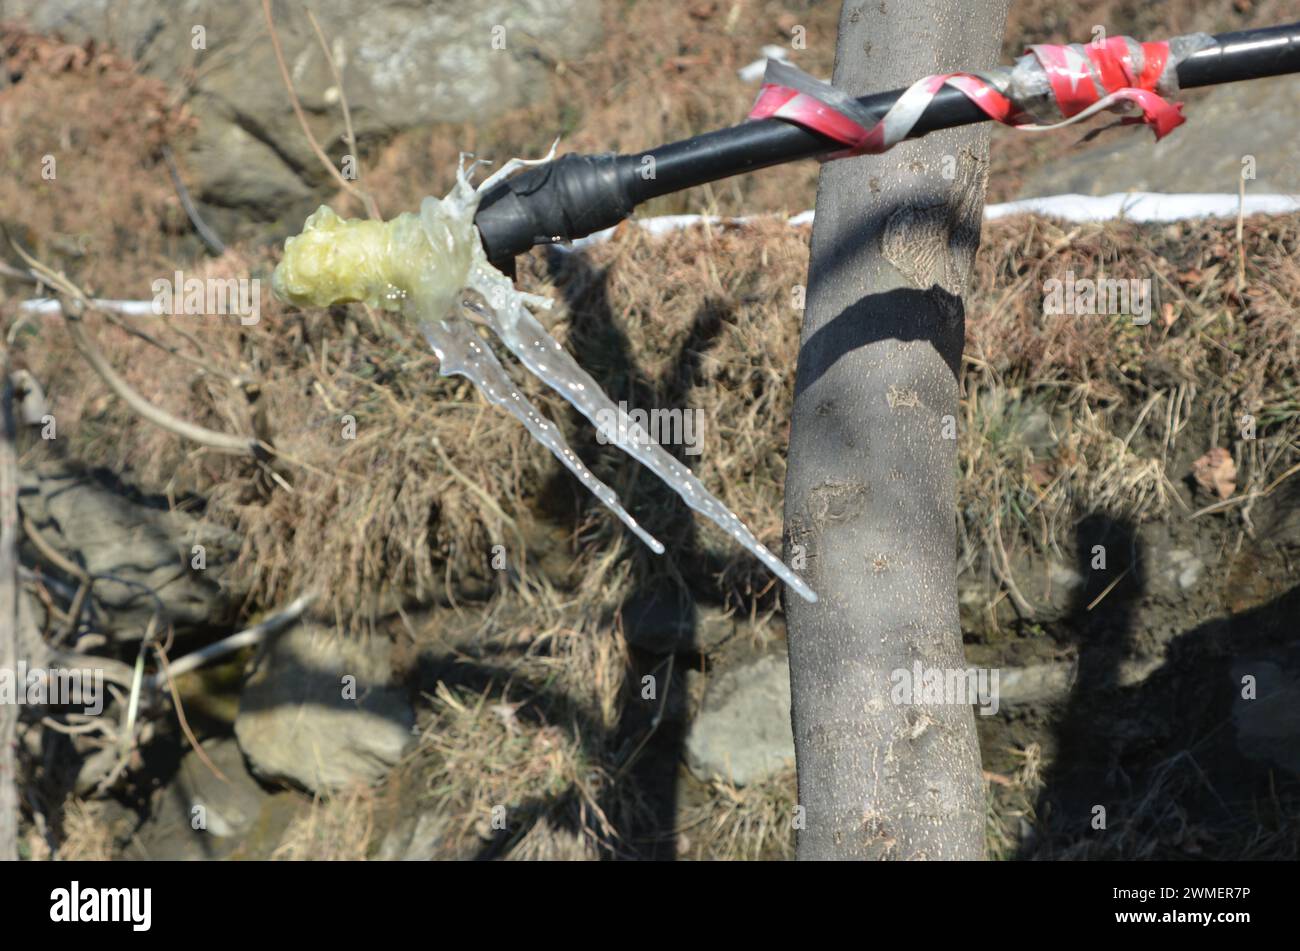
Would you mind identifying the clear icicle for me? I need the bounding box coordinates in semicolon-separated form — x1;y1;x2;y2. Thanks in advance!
418;318;665;555
272;145;817;603
466;261;819;604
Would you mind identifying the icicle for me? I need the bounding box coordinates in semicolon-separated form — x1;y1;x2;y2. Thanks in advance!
271;146;817;603
418;318;665;555
465;261;818;603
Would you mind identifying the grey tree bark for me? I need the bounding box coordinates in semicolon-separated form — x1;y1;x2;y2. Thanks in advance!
783;0;1008;859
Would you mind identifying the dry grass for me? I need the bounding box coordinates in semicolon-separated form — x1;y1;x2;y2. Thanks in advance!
413;678;614;859
677;770;797;860
0;26;192;290
53;798;116;861
272;783;376;860
962;213;1300;616
984;742;1045;860
8;183;1298;634
1029;750;1299;861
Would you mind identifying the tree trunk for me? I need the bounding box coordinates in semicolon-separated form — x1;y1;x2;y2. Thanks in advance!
783;0;1008;860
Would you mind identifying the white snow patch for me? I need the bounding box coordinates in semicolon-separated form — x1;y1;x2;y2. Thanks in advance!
552;192;1300;252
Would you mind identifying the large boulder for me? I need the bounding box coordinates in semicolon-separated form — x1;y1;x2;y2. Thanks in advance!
685;652;795;787
177;737;268;839
18;462;241;640
234;621;414;793
9;0;603;222
376;811;452;861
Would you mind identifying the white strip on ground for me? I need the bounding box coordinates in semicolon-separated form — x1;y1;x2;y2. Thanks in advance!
17;192;1300;313
561;192;1300;252
17;298;158;316
984;192;1300;222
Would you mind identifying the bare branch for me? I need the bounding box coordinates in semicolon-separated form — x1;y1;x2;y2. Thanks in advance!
5;238;257;456
154;641;228;783
150;592;315;686
161;144;226;255
304;6;360;181
261;0;381;220
62;300;256;454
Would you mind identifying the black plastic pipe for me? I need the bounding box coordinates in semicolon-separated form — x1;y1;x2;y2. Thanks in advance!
475;21;1300;268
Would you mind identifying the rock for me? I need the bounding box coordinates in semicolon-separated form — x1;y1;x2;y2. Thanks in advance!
1231;657;1300;777
1017;405;1059;455
685;652;795;787
620;594;739;654
234;621;414;794
9;0;603;223
120;738;269;858
177;737;267;839
376;811;450;860
1168;549;1204;593
958;557;1084;629
997;660;1076;706
1146;546;1208;602
187;114;315;214
129;739;300;859
1047;561;1085;596
18;463;241;640
1017;74;1300;198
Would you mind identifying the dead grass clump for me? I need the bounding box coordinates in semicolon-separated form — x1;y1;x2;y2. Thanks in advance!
553;209;1299;619
677;770;797;860
961;212;1300;609
13;207;1296;638
414;679;614;859
53;797;117;861
272;783;376;860
983;742;1045;861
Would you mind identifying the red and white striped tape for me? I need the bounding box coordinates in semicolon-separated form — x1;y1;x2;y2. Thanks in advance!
749;35;1198;157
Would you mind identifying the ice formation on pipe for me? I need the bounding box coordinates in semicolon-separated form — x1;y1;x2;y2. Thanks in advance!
271;150;817;603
